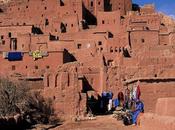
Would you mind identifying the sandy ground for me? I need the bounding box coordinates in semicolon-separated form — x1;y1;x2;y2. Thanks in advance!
55;115;140;130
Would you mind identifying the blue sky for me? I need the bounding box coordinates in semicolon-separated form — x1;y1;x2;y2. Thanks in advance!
133;0;175;18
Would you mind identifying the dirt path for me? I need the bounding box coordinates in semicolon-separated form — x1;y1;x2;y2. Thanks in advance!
55;115;139;130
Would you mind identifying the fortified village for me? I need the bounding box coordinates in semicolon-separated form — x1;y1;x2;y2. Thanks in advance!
0;0;175;129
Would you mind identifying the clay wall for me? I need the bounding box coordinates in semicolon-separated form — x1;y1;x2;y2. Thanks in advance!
0;50;64;77
130;30;159;52
140;4;155;15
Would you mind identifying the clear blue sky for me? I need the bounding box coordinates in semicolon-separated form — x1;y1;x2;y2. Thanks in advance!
133;0;175;18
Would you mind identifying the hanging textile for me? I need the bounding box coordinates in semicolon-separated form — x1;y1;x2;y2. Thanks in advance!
8;52;23;61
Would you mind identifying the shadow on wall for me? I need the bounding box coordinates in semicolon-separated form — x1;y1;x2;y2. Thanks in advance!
63;49;77;63
32;26;43;35
81;77;102;115
82;4;97;25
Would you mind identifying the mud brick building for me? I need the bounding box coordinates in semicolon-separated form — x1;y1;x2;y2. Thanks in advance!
0;0;175;121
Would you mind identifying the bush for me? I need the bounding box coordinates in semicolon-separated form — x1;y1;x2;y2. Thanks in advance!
0;78;59;126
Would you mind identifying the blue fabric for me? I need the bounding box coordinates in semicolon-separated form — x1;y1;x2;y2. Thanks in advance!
113;98;119;108
132;101;144;124
8;52;23;61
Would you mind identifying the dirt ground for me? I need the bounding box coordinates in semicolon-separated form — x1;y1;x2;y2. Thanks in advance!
55;115;139;130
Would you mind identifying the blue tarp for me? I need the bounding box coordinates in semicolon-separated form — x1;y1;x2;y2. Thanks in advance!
8;52;23;61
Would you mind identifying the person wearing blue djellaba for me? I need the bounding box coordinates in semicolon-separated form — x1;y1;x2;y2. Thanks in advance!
131;99;144;125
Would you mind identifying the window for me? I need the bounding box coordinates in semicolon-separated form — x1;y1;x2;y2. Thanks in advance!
8;32;12;38
71;24;73;27
91;1;93;7
141;39;145;43
35;66;38;69
1;35;4;39
26;6;28;8
60;0;64;6
98;2;100;5
45;7;47;10
45;19;49;26
102;20;105;24
12;65;16;71
98;41;102;45
77;44;82;49
46;65;50;69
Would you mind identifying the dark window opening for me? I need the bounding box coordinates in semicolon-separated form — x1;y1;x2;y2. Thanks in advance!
110;48;113;53
10;38;17;50
108;32;114;38
26;6;28;8
91;1;93;7
8;32;11;38
50;34;59;41
108;60;113;66
98;41;102;45
154;74;157;77
32;26;43;34
123;48;131;58
141;39;145;43
35;66;38;70
44;7;47;10
60;22;67;33
77;44;82;49
1;35;4;39
26;66;28;69
119;47;122;53
2;40;5;45
46;65;50;69
60;0;64;6
71;24;73;27
102;20;105;24
98;2;100;5
45;19;49;26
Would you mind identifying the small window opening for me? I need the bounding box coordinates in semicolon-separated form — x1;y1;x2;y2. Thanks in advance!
45;19;49;26
141;39;145;43
60;0;64;6
102;20;105;24
91;1;93;7
77;44;82;49
98;41;102;45
8;32;12;38
46;65;50;69
35;66;38;69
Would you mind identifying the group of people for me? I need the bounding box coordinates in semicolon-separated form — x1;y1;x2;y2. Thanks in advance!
101;81;144;125
113;81;144;125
